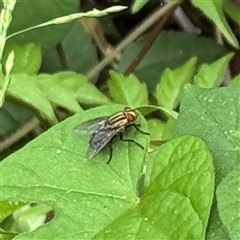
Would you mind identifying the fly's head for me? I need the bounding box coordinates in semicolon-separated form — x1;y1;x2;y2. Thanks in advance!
123;107;138;124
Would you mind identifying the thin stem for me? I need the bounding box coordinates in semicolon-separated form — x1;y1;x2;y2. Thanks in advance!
86;0;181;80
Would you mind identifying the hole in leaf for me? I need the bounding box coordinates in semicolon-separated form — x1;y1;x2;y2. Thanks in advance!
0;201;54;236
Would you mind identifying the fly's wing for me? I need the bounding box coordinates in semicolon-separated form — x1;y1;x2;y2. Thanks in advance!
86;127;117;159
73;117;108;135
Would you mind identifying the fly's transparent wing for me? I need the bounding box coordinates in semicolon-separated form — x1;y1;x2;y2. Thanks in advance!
87;127;117;159
73;117;108;135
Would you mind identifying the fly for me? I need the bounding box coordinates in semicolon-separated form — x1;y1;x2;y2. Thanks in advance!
73;107;149;164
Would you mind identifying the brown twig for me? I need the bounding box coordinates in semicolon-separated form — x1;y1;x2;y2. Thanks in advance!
123;11;172;75
86;0;181;80
0;117;39;152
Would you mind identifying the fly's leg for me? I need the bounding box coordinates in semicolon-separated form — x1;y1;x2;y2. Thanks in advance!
106;144;113;164
119;132;144;149
132;124;150;135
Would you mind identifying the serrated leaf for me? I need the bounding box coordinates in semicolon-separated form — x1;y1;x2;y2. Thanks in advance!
0;105;149;239
6;72;111;124
174;85;240;239
7;74;58;124
216;164;240;239
3;43;41;75
191;0;239;48
156;57;197;109
93;135;214;239
117;31;228;91
194;53;234;88
37;72;111;111
108;71;148;107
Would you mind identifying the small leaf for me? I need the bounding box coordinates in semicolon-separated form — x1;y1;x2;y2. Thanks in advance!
117;31;228;91
156;57;197;109
7;74;58;124
191;0;239;48
6;72;111;124
216;164;240;239
131;0;148;13
38;72;112;112
194;53;234;88
108;71;148;107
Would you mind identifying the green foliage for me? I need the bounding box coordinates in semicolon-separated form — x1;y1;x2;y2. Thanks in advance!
108;71;148;107
216;164;240;239
7;72;111;124
3;43;41;75
131;0;148;13
0;1;239;239
156;57;197;109
194;53;234;88
191;0;239;48
223;0;240;25
174;85;240;239
0;106;214;239
230;74;240;86
117;31;228;91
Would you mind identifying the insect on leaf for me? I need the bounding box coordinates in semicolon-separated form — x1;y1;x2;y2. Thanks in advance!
73;117;108;135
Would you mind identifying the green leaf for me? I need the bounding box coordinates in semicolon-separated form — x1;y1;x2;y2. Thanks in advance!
147;119;166;141
7;73;57;124
108;71;148;107
0;105;149;239
174;85;240;239
93;135;214;239
230;74;240;86
191;0;239;48
3;43;41;75
6;72;111;124
131;0;148;13
194;53;234;88
117;31;228;91
223;0;240;26
216;164;240;239
156;57;197;109
36;72;111;110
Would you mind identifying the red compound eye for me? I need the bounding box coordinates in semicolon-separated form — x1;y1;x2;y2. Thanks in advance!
126;112;136;122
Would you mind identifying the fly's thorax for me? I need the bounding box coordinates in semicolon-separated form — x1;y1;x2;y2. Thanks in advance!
107;107;138;129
